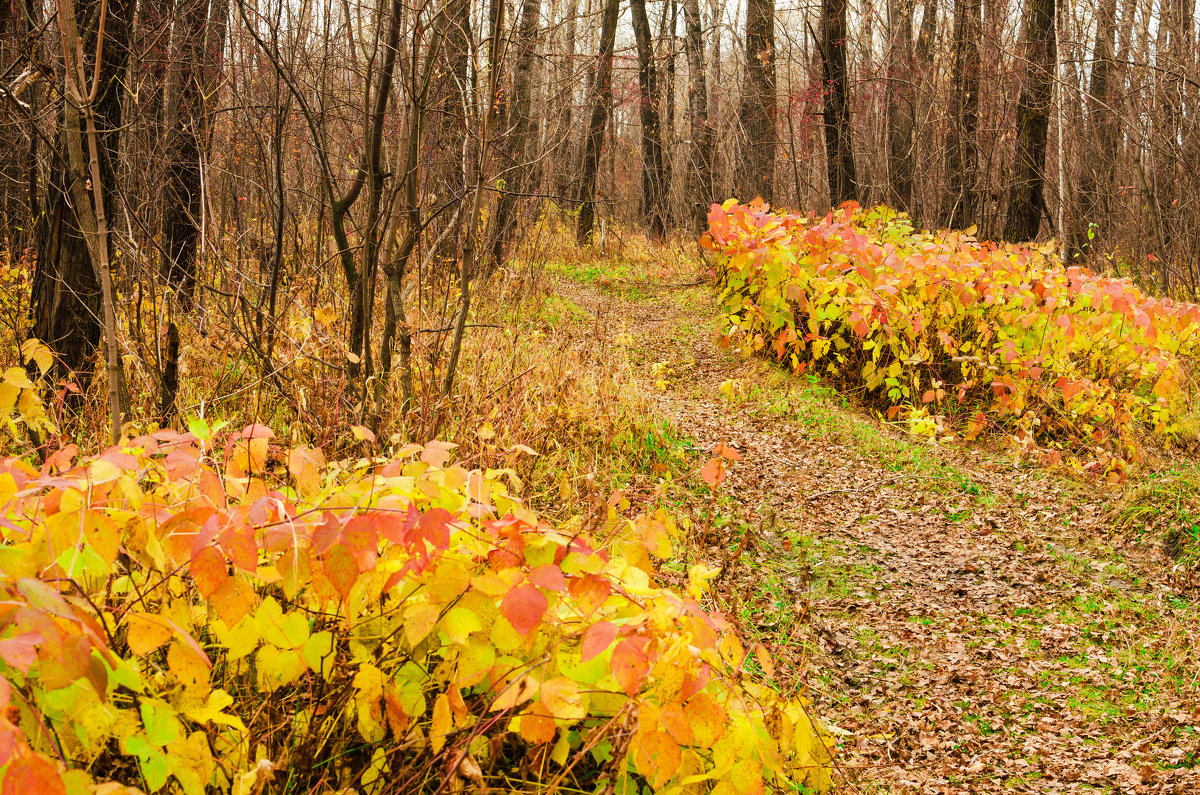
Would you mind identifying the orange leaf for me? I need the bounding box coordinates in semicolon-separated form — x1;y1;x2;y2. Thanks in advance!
611;639;649;696
581;621;618;662
528;564;566;592
700;457;724;489
500;584;547;636
632;731;682;789
1;753;66;795
323;543;360;601
190;546;228;599
713;443;742;461
209;575;256;626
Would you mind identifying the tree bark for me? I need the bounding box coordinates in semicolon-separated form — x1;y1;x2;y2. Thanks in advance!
735;0;775;203
631;0;667;238
885;0;916;212
32;0;134;389
160;0;229;306
1003;0;1056;242
943;0;979;227
682;0;712;230
576;0;619;245
491;0;540;266
820;0;857;206
1073;0;1118;258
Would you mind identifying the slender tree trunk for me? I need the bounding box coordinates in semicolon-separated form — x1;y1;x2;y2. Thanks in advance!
576;0;619;244
32;0;134;392
820;0;857;206
491;0;540;266
682;0;712;230
631;0;667;238
554;0;580;200
885;0;916;211
735;0;775;203
1074;0;1118;259
1003;0;1056;241
161;0;217;304
944;0;980;228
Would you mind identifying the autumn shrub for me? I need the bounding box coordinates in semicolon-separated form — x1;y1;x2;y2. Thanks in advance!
0;424;832;793
705;199;1200;455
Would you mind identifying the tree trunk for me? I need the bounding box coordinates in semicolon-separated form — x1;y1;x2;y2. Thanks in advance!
161;0;229;306
735;0;775;203
576;0;619;245
1074;0;1118;258
1003;0;1056;242
820;0;857;206
491;0;540;266
885;0;916;211
32;0;134;386
631;0;667;238
682;0;712;230
943;0;979;228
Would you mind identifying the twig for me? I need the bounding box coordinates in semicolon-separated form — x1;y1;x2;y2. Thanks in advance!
419;322;502;334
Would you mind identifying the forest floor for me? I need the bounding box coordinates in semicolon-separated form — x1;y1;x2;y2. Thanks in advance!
547;264;1200;794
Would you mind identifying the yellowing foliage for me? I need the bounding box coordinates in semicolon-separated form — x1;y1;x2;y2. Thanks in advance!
707;200;1200;454
0;425;832;793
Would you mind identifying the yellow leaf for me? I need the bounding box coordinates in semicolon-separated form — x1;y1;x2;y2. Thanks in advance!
538;677;585;723
354;663;387;742
430;693;451;753
633;730;682;789
166;731;216;795
21;338;53;374
255;645;305;692
168;640;211;689
403;602;441;648
287;446;325;498
687;562;721;600
125;611;173;656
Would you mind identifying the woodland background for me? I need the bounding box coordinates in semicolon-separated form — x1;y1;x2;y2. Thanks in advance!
0;0;1196;445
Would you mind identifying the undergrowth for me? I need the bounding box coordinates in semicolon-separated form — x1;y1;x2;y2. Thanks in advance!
706;200;1200;469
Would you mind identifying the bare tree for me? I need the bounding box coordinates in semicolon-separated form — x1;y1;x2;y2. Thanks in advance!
631;0;667;237
944;0;980;227
819;0;856;206
735;0;775;203
1003;0;1056;241
576;0;619;243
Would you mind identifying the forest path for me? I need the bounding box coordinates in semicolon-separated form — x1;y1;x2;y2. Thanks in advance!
557;276;1200;794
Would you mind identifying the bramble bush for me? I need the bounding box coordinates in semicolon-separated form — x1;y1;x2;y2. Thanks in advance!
0;422;831;794
705;199;1200;456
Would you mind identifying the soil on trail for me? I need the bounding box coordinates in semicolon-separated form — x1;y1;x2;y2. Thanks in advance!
559;278;1200;794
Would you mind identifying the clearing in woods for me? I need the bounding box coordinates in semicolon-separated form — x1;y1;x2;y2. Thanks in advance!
556;270;1200;794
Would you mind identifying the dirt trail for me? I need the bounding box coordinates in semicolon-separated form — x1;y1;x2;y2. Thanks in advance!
562;279;1200;794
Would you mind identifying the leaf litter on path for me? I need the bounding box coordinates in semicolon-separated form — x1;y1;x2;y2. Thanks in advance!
558;277;1200;794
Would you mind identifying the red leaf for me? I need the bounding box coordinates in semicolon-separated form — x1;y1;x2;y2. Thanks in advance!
700;457;724;489
714;443;742;461
581;621;618;662
500;584;547;636
567;573;610;616
218;525;258;573
1;753;66;795
190;546;229;599
611;639;649;696
323;543;360;601
528;564;566;592
418;508;454;551
342;515;380;571
379;503;419;546
312;511;342;554
0;633;41;673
